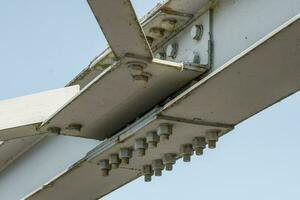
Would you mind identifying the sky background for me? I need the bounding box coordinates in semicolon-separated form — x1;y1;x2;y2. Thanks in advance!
0;0;299;200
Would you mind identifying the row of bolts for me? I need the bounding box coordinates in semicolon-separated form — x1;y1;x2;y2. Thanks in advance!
98;124;219;182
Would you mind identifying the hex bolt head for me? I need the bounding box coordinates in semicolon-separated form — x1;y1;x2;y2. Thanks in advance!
47;127;61;134
205;130;219;149
163;153;176;171
192;137;206;155
157;124;172;142
98;160;110;177
118;148;132;165
149;27;164;39
109;154;120;169
134;138;147;157
142;165;153;182
152;159;164;176
161;19;177;31
166;43;178;59
180;144;194;162
146;131;160;148
191;24;204;41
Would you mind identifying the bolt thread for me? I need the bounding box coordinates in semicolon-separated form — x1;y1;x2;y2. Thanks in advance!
208;140;217;149
165;163;173;171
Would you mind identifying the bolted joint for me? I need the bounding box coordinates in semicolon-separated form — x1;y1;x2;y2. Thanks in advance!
180;144;194;162
163;153;177;171
205;130;220;149
146;131;160;148
142;165;154;182
109;154;120;169
134;138;147;157
152;159;164;176
157;124;172;142
98;160;110;177
192;137;206;155
118;148;132;165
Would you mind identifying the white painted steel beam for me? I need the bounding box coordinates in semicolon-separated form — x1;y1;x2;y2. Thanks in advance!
0;86;79;172
87;0;152;59
0;86;79;141
40;60;206;140
26;14;300;200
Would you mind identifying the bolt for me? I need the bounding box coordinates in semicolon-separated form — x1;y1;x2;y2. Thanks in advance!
191;24;203;41
47;127;61;134
98;160;110;177
146;131;159;148
134;138;147;157
132;75;149;86
152;159;164;176
180;144;194;162
142;165;153;182
109;154;120;169
118;148;132;165
146;36;154;46
161;19;177;31
163;153;176;171
157;124;172;142
149;27;164;39
166;43;178;59
192;137;206;155
205;130;219;149
66;123;82;132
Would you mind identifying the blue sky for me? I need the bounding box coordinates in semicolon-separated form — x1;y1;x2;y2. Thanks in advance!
0;1;299;200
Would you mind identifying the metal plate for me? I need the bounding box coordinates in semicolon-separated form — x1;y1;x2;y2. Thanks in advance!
26;14;300;200
88;0;152;59
41;60;204;139
162;0;210;15
26;114;232;200
162;14;300;125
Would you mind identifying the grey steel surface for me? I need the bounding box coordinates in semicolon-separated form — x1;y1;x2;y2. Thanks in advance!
40;60;204;140
26;14;300;199
87;0;152;59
